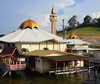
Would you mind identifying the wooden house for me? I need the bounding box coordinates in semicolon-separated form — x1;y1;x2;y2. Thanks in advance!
26;50;92;73
0;47;28;71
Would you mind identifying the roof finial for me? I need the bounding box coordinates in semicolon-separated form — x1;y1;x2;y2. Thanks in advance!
52;4;54;7
29;16;30;19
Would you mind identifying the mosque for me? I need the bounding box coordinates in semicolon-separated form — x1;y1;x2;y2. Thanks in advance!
0;7;67;52
0;6;92;74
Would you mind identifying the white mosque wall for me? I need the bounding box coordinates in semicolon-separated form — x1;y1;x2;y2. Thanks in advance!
0;40;66;53
47;41;53;50
32;43;39;50
60;43;66;51
54;42;58;50
40;42;47;50
1;41;66;52
15;41;66;52
74;45;88;48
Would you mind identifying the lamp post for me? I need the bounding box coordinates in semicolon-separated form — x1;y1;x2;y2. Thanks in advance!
62;19;65;40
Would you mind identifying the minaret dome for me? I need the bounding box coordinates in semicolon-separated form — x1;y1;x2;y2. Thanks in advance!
51;7;56;14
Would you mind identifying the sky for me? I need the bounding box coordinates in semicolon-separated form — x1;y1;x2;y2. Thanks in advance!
0;0;100;35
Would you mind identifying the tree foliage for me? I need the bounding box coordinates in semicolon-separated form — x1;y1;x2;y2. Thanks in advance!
0;34;5;37
83;15;92;27
43;47;49;50
96;17;100;27
68;15;77;30
21;48;29;53
57;14;100;33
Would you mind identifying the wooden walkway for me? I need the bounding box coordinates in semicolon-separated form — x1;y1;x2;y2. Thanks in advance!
49;68;88;76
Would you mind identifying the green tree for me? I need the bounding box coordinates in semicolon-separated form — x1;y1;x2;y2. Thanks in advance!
68;15;77;30
43;47;49;50
0;34;5;37
96;17;100;27
92;18;98;26
83;15;92;26
21;48;29;53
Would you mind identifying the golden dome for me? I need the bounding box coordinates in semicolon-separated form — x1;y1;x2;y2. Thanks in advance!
68;33;79;39
19;19;39;29
51;7;56;14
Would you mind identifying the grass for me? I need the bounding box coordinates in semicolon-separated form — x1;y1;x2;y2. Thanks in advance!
57;27;100;36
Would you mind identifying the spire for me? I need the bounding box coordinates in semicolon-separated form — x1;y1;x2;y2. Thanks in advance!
51;5;56;14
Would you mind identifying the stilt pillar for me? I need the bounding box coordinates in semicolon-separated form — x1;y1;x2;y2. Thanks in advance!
94;69;98;78
9;70;11;77
88;69;90;77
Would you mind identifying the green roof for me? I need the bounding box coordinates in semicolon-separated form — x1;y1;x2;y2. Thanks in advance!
43;55;92;61
25;50;92;61
26;50;55;56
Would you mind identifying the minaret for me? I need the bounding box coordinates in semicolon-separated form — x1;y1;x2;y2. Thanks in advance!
50;6;57;35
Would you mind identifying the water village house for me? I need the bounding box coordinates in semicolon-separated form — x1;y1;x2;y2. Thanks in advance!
66;33;93;55
26;50;92;73
0;7;92;75
0;47;28;72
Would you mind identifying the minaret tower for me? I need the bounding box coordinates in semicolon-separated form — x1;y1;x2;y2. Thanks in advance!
50;6;57;35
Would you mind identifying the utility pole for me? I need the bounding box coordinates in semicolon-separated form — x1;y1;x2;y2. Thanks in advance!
62;19;65;40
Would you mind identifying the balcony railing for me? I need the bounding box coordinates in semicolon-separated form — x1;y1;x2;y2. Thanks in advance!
10;64;26;70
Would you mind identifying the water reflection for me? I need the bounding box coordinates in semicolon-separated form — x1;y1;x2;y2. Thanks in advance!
0;70;100;84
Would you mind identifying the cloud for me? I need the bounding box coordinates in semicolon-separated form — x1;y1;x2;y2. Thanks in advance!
66;2;76;8
57;0;84;16
56;0;75;8
65;0;84;8
74;0;84;3
56;0;75;15
92;12;100;18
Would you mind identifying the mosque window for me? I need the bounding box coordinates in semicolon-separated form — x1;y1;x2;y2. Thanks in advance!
72;37;75;39
12;44;15;47
0;46;2;49
25;26;31;29
34;27;38;29
7;43;10;47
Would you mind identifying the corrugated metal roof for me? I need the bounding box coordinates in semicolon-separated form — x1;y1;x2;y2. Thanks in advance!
67;39;91;45
0;28;67;43
72;47;99;50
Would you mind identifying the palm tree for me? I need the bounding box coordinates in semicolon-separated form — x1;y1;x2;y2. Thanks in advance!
21;48;29;53
43;47;49;50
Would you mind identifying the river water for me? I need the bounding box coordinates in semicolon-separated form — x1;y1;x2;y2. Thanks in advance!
0;69;100;84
